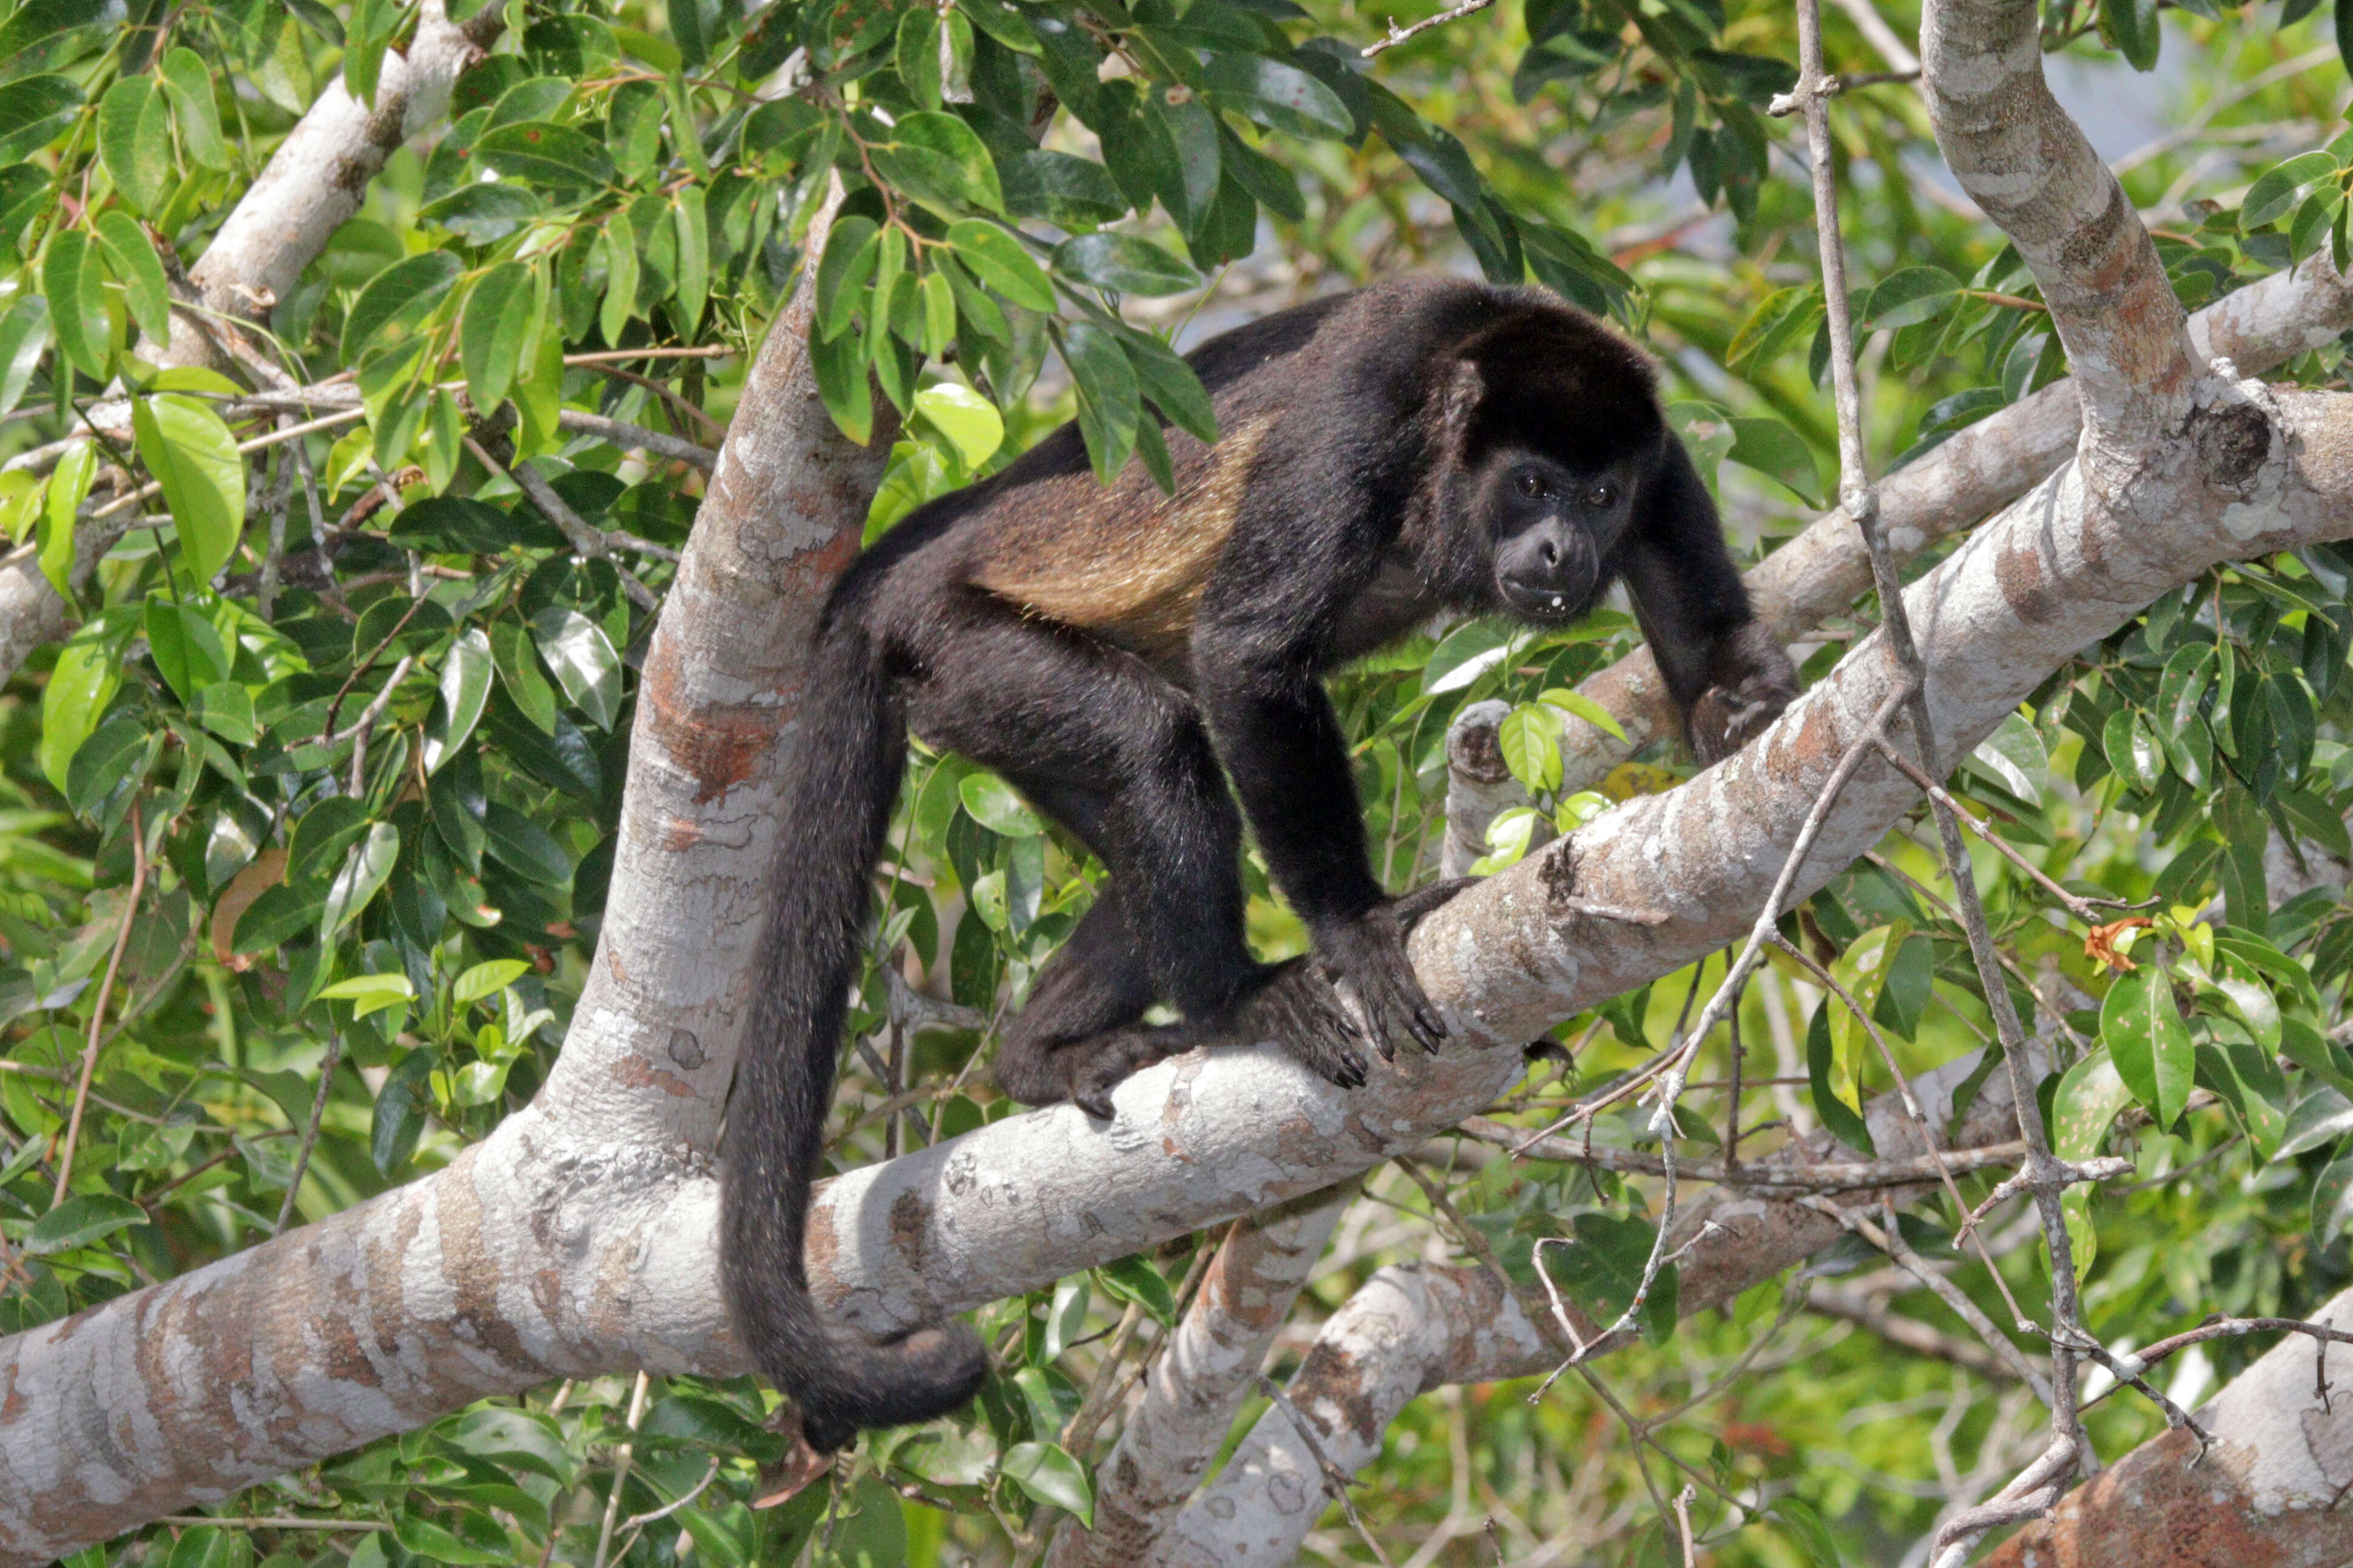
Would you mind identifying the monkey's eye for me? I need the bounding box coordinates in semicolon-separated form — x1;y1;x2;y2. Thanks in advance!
1584;483;1618;508
1516;471;1551;500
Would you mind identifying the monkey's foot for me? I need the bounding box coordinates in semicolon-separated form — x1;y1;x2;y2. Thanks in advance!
1690;623;1801;763
1312;901;1451;1061
993;1024;1186;1118
1066;1026;1189;1120
1230;961;1369;1089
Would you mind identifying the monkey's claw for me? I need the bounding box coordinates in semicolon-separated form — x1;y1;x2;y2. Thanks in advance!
1235;961;1370;1089
1317;902;1451;1060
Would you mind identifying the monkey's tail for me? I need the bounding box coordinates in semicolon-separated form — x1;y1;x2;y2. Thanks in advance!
721;620;990;1453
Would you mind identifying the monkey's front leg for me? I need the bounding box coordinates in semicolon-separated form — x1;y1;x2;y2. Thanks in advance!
1306;877;1477;1058
1687;622;1801;763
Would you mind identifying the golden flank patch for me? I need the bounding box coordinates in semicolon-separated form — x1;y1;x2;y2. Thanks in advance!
971;415;1278;662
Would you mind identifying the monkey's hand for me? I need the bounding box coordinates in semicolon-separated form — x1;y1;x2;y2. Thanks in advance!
1231;961;1369;1090
1312;884;1471;1061
1689;623;1800;765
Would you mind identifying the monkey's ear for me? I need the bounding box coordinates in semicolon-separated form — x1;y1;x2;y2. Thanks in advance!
1435;357;1484;462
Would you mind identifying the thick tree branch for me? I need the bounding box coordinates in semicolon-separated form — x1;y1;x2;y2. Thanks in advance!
1044;1189;1352;1568
0;189;880;1566
1919;0;2196;446
1974;1290;2353;1568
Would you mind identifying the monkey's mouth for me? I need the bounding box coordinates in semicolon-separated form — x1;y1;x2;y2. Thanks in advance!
1497;574;1598;622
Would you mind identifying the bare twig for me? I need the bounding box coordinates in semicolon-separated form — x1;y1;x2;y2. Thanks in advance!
54;804;149;1205
1361;0;1493;56
592;1371;655;1568
272;1027;345;1236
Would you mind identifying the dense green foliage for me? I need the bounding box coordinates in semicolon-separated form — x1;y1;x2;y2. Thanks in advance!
0;0;2349;1554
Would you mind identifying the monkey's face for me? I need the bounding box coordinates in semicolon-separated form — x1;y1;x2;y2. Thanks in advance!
1484;455;1630;621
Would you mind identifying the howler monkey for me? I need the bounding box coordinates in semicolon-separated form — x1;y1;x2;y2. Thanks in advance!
723;277;1799;1452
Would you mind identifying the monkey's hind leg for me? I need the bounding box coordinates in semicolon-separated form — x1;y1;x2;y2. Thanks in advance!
992;887;1187;1118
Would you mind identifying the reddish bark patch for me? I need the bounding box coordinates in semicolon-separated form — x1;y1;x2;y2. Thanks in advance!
612;1052;696;1098
889;1190;931;1274
638;638;787;807
1983;1427;2346;1568
1997;536;2062;625
1291;1342;1382;1448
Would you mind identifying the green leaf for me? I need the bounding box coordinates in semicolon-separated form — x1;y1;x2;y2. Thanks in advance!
343;250;462;363
0;293;50;419
1828;921;1908;1098
1726;285;1825;374
959;771;1043;836
638;1393;789;1461
429;749;488;873
2053;1050;2131;1161
130;395;246;587
317;970;416;1019
2316;1144;2353;1248
1423;620;1516;694
1498;702;1565;792
815;216;881;341
2244;151;2339;231
425;628;493;774
1804;1001;1875;1155
1541;685;1630;745
1095;1251;1175;1324
39;610;130;792
913;382;1004;470
1968;712;2049;806
191;681;255;745
453;958;532;1004
490;620;559;732
1044;1274;1090;1359
599;208;638;346
1061;322;1140;481
2102;0;2161;69
1536;1211;1678;1343
38;439;91;605
159;48;227;170
321;822;401;939
1052;232;1200;296
1725;416;1823;507
483;800;573;885
1201;53;1352;138
476;121;618;189
25;1193;146;1255
868;110;1005;215
810;323;874;445
461;262;536;412
947;220;1056;311
1774;1500;1841;1568
2101;961;2192;1130
92;211;171;348
0;76;83;164
673;184;708;334
1002;1441;1094;1526
291;796;374;885
98;76;174;217
2279;1086;2353;1160
144;598;229;702
393;1504;511;1566
528;607;622;731
44;230;111;380
1862;266;1963;329
64;714;150;817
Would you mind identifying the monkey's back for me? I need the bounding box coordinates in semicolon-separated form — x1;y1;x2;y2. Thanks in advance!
851;277;1605;671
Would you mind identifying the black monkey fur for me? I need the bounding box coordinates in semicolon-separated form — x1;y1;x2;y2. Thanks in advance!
722;276;1799;1453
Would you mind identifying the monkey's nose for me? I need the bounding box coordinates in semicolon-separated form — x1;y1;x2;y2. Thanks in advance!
1538;538;1560;567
